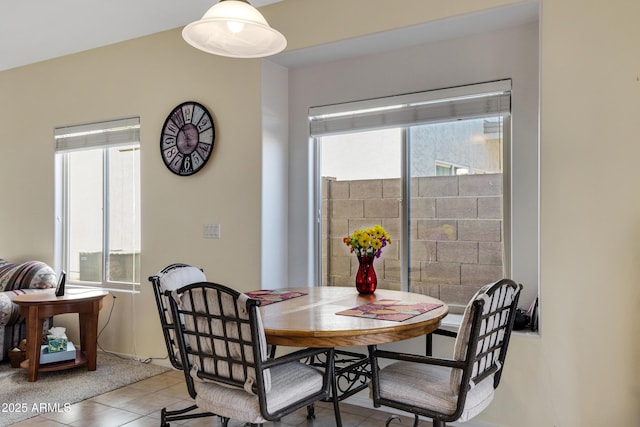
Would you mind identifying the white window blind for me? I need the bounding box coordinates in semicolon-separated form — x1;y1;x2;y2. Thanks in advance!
309;80;511;137
55;117;140;152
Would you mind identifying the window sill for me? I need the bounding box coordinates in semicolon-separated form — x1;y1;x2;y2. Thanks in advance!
67;284;139;294
438;312;540;337
440;313;463;331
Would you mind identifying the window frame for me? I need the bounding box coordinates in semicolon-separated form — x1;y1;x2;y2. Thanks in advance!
54;117;141;293
310;81;511;301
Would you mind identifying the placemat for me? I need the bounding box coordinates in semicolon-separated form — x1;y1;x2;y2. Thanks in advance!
336;299;443;322
246;289;308;306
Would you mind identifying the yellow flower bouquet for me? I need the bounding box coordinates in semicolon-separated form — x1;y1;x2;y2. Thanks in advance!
343;224;392;259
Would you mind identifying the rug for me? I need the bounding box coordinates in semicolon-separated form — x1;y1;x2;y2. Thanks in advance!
0;352;169;426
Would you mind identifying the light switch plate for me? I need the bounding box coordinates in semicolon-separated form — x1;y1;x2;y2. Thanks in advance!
203;224;221;239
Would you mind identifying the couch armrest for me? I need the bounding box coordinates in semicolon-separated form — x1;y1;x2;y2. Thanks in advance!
0;261;57;292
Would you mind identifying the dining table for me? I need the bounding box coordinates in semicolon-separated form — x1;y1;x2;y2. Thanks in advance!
258;286;448;347
255;286;449;403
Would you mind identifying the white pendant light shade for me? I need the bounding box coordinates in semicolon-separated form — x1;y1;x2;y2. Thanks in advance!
182;0;287;58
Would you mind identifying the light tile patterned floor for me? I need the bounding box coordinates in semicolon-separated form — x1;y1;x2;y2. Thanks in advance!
9;369;432;426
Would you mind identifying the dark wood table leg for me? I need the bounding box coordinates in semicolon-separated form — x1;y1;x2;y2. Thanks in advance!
25;305;43;382
79;300;100;371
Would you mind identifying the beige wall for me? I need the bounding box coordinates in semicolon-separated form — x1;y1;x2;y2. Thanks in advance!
534;0;640;425
0;29;265;357
1;0;639;425
491;0;640;425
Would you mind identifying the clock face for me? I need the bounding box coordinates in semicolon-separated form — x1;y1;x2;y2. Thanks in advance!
160;101;215;176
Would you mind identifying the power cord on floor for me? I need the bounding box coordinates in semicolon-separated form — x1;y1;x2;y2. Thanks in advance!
97;293;151;363
96;292;168;365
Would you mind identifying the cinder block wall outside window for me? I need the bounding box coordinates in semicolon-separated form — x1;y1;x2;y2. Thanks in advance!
322;174;503;306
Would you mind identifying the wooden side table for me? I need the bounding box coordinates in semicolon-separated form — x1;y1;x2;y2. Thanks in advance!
13;288;108;382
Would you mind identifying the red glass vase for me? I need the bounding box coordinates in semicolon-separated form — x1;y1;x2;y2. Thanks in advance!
355;255;377;294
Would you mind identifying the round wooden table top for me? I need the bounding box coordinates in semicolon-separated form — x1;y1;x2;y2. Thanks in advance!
259;286;448;347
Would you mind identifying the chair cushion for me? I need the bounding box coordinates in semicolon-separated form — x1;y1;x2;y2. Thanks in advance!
377;361;495;423
158;266;206;292
450;283;491;389
450;281;517;390
156;265;207;366
177;290;271;393
194;362;324;424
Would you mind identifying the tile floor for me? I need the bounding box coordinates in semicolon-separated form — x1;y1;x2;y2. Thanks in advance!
10;369;432;427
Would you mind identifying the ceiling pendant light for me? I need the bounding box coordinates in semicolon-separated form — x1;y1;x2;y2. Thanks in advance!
182;0;287;59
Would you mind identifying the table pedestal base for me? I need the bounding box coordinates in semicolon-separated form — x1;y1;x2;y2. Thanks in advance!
307;350;371;401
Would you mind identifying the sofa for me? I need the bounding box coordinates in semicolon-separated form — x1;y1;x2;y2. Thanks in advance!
0;259;57;362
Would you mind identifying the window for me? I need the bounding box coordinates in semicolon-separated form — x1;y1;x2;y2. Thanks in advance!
54;118;141;292
311;81;511;309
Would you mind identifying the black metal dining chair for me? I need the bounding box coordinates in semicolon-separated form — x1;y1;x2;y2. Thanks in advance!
167;281;343;426
148;263;217;426
368;279;522;427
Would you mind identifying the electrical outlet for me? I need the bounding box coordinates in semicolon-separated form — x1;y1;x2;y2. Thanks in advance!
203;224;221;239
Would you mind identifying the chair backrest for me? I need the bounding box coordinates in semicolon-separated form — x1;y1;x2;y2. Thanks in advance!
450;279;522;395
168;282;271;396
148;264;207;371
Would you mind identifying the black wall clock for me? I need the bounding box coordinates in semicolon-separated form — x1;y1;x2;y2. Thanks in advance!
160;101;215;176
